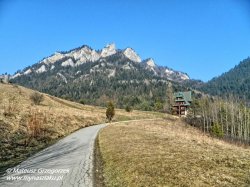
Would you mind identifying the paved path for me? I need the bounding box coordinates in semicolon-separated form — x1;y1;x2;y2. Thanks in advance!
0;124;106;187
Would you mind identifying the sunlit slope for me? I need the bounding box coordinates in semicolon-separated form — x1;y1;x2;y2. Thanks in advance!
98;118;250;187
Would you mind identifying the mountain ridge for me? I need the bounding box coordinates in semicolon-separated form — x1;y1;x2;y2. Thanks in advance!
12;43;189;81
11;43;190;110
199;57;250;101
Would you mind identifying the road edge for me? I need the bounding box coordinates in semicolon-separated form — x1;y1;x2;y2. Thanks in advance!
92;118;165;187
93;131;105;187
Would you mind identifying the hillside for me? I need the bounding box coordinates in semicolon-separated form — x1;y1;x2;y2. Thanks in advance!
0;83;163;173
96;118;250;187
11;43;189;110
200;57;250;100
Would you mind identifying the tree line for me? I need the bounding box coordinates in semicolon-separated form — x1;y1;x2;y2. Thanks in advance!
187;94;250;144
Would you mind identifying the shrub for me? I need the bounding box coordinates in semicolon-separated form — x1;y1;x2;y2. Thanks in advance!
106;101;115;122
125;105;132;112
26;110;48;142
154;101;163;111
79;99;85;105
211;123;224;138
30;92;44;105
3;96;19;117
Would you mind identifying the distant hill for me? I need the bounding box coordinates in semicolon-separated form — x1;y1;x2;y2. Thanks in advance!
11;43;190;110
200;57;250;100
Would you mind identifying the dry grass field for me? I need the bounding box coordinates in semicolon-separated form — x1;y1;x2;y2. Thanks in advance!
97;117;250;187
0;83;163;173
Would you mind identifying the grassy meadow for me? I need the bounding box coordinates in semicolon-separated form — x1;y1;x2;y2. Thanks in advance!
96;117;250;187
0;83;163;173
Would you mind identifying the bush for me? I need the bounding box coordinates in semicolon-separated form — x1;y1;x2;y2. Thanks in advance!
211;123;224;138
106;101;115;122
139;101;152;111
30;92;44;105
79;99;85;105
125;105;132;112
3;96;19;117
154;101;163;111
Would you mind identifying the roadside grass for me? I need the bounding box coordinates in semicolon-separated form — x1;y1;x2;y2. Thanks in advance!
0;83;162;174
97;118;250;187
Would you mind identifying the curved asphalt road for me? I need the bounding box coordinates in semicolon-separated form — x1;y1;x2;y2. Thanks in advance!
0;124;106;187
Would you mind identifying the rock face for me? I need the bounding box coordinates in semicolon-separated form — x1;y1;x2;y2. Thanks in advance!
123;48;141;63
70;46;100;65
144;58;157;75
165;69;174;75
39;46;101;68
100;43;116;58
36;65;46;73
41;52;65;65
145;58;155;67
179;73;189;80
61;59;75;67
142;58;189;81
24;69;32;75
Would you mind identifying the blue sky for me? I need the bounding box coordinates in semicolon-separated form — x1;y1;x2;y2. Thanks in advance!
0;0;250;82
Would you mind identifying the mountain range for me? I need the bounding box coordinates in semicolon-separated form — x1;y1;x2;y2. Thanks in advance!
10;42;250;109
11;43;190;110
12;43;189;82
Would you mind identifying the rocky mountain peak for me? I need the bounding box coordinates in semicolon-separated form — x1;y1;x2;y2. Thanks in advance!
123;48;142;63
101;43;116;57
70;45;100;64
145;58;156;67
41;52;65;65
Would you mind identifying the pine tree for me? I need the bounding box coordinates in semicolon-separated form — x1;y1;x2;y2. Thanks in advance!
106;101;115;122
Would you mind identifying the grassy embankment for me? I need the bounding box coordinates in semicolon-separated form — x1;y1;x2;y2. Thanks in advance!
0;83;163;174
96;116;250;187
